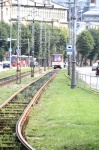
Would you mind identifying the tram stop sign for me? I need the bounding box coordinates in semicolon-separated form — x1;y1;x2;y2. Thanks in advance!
66;43;72;55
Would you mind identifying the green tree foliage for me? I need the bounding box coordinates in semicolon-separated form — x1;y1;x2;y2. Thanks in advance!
88;29;99;63
77;30;94;66
10;22;17;54
0;21;67;61
20;23;31;55
0;21;10;60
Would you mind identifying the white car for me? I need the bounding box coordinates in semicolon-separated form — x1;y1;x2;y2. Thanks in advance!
92;63;98;71
2;61;10;68
0;62;3;68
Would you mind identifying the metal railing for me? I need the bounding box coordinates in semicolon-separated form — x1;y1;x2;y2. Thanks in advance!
65;70;99;94
76;71;99;93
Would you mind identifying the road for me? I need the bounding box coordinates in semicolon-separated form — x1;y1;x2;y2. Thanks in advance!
76;66;99;90
0;66;16;72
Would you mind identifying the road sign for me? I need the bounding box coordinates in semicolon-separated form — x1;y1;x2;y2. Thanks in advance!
66;43;72;55
7;38;11;41
9;48;12;52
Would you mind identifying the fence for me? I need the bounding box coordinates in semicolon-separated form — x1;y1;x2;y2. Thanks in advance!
65;70;99;94
76;71;99;93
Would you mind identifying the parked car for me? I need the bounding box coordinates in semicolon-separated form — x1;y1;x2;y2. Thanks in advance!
92;62;98;71
0;62;3;67
2;61;10;68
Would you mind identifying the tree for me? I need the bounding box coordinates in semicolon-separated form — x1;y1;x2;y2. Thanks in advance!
20;23;31;55
88;29;99;64
0;21;67;61
77;30;94;66
0;21;10;60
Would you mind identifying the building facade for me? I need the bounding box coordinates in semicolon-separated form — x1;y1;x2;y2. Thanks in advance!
0;0;68;28
83;6;99;22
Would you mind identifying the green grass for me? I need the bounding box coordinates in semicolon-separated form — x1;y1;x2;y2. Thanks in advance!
0;68;48;105
25;69;99;150
0;67;31;78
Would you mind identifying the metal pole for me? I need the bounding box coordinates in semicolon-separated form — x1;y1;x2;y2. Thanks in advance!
71;0;77;89
39;20;42;73
68;0;71;75
31;19;35;77
48;31;51;68
9;9;12;69
44;25;46;71
28;38;30;66
16;0;21;84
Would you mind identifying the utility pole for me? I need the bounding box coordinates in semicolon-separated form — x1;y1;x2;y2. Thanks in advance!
44;25;47;71
47;30;51;68
16;0;21;84
68;0;72;75
31;19;35;77
71;0;77;88
39;20;42;73
9;1;12;69
28;38;30;66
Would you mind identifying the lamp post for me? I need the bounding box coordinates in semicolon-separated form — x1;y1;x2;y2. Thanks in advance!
39;20;43;73
9;22;12;69
31;19;35;77
67;0;72;76
44;25;47;71
47;31;51;68
16;0;21;84
28;38;30;66
71;0;77;89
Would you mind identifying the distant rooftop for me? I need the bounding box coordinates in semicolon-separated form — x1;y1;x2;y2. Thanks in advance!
83;6;99;15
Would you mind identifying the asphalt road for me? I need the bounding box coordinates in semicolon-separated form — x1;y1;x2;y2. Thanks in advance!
0;66;16;72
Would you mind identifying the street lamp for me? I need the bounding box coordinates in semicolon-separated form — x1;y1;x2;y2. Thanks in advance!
31;19;35;77
71;0;77;89
39;19;43;73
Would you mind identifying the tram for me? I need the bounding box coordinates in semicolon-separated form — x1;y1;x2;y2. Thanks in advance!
51;54;64;69
6;55;35;67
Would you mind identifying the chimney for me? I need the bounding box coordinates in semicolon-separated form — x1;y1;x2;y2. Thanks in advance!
91;0;96;3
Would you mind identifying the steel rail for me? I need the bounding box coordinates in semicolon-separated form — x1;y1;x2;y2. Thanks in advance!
0;69;59;149
0;69;43;109
0;70;39;86
16;69;60;150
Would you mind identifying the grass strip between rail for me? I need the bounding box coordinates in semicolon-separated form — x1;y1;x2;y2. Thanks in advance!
0;67;31;79
25;69;99;150
0;68;51;105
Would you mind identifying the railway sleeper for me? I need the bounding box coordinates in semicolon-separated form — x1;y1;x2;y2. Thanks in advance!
5;105;27;108
0;116;18;119
2;141;17;144
0;124;16;127
5;103;27;106
0;130;15;134
0;145;19;149
0;122;16;126
1;107;24;110
10;101;28;104
0;131;14;134
1;111;24;114
0;112;22;115
0;118;19;121
0;125;16;130
1;135;17;140
0;146;18;149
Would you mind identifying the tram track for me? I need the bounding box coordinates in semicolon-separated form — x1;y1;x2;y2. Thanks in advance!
0;69;59;150
0;70;35;86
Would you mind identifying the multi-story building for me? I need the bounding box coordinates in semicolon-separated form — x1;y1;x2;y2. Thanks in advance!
83;0;99;24
0;0;68;28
